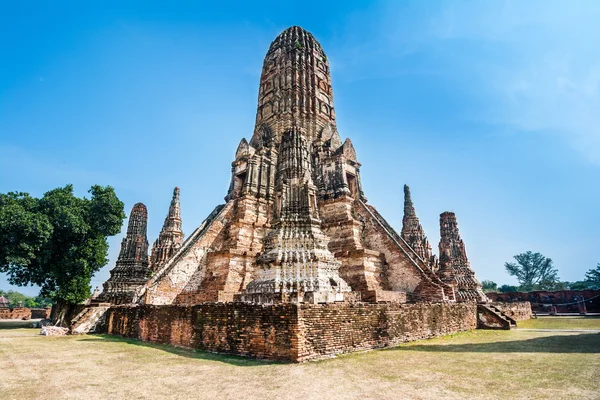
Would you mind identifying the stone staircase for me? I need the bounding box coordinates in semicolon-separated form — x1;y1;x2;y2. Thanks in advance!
487;304;517;326
477;304;517;330
357;200;456;302
70;304;110;334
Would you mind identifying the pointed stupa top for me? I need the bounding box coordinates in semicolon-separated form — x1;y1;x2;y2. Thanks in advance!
150;187;184;272
251;26;335;147
119;203;149;263
401;185;433;264
162;186;182;233
403;184;416;217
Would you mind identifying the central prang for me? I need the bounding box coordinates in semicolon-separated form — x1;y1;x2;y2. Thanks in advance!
99;25;487;307
239;126;350;304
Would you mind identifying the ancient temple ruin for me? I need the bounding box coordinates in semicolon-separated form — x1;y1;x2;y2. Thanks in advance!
100;203;151;304
69;26;521;362
97;25;489;306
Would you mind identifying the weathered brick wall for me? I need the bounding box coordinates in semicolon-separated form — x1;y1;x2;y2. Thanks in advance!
297;302;477;362
103;303;298;361
488;290;600;313
491;302;532;321
30;308;52;319
101;302;477;362
0;307;32;320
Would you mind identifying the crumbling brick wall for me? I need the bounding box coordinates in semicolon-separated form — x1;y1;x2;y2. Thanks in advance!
31;308;52;319
297;302;477;361
0;307;32;320
488;290;600;313
491;302;532;321
103;303;299;361
101;302;476;362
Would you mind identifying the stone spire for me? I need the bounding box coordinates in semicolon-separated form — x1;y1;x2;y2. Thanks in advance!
401;185;435;268
151;187;184;271
437;212;487;302
241;127;350;304
250;26;335;148
101;203;151;304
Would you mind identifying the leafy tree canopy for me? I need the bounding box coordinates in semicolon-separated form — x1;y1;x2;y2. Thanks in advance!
498;284;519;293
584;264;600;289
0;185;125;303
481;280;498;293
504;251;559;291
0;289;52;308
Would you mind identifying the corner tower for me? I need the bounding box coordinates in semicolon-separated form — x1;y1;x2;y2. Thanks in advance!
101;203;151;304
438;212;487;302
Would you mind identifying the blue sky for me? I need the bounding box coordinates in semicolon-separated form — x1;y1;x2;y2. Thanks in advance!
1;1;599;296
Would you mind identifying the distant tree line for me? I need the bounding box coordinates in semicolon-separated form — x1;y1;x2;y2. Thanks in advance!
482;251;600;293
0;289;52;308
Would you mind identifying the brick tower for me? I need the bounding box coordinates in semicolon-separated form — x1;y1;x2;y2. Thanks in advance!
438;212;487;302
101;203;151;304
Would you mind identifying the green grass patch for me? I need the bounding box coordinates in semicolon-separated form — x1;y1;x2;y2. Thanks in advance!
518;316;600;330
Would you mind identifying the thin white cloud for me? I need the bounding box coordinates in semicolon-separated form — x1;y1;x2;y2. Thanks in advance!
338;0;600;164
431;0;600;164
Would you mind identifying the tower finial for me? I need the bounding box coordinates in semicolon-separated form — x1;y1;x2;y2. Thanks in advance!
403;184;415;217
401;185;434;267
150;187;184;272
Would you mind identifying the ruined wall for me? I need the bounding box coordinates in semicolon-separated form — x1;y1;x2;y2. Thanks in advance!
491;302;532;321
0;307;51;320
297;302;477;362
30;308;52;319
103;303;298;361
487;290;600;313
0;307;32;320
101;302;476;362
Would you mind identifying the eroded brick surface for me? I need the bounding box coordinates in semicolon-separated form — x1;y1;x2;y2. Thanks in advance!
100;302;476;362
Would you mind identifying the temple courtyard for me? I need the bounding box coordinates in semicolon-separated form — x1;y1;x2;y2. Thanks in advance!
1;317;598;400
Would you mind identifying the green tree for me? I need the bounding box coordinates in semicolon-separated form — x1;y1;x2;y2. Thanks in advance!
481;280;498;293
498;284;519;293
569;281;593;290
0;289;53;307
0;185;125;303
584;264;600;289
504;251;559;291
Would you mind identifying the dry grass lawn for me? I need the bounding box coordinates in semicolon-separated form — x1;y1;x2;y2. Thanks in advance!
1;317;599;400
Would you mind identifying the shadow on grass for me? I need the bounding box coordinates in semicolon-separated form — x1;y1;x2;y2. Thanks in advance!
83;334;286;366
0;320;38;330
391;333;600;354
